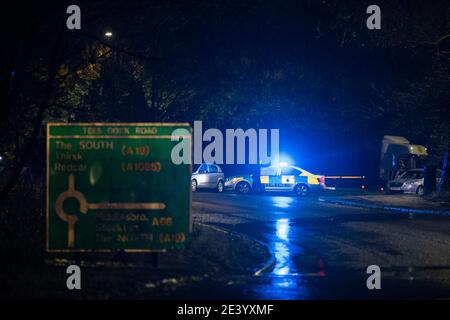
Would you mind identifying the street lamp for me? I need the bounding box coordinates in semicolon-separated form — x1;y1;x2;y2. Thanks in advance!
104;31;113;38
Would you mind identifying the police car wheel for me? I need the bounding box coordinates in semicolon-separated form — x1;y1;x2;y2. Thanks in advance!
236;181;250;194
191;179;197;192
295;184;309;197
416;185;424;196
217;181;224;193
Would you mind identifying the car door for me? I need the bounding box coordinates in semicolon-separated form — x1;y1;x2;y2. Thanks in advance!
207;164;221;187
261;166;281;191
410;170;425;190
280;167;300;191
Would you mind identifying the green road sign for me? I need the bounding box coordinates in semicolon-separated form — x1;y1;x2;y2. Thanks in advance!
46;123;191;252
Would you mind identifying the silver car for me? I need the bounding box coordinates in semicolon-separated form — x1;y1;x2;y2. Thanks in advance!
387;169;425;195
387;169;443;195
191;163;225;193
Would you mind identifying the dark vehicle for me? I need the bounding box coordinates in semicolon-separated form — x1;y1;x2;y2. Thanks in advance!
380;135;428;185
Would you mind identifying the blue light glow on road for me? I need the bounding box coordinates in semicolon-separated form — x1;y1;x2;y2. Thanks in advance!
272;197;293;209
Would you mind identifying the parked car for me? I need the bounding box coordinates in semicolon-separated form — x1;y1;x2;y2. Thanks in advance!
191;163;225;193
224;165;326;196
386;168;442;195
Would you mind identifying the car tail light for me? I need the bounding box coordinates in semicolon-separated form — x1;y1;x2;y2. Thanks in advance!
317;176;326;187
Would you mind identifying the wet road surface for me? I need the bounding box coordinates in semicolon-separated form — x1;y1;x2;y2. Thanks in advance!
190;191;450;299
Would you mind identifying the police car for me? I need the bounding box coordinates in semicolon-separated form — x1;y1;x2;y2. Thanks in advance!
224;164;326;196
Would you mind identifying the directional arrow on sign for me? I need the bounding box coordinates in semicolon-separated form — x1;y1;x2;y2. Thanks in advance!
55;174;166;248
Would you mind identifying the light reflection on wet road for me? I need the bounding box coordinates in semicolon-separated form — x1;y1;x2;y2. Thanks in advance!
192;191;450;299
274;218;291;275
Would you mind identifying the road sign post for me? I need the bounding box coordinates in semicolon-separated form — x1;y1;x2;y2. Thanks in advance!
46;123;191;252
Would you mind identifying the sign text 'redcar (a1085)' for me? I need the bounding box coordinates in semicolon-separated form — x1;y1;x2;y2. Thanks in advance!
46;123;191;252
